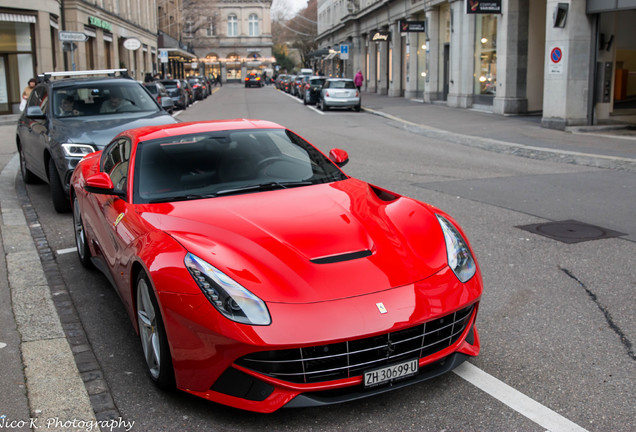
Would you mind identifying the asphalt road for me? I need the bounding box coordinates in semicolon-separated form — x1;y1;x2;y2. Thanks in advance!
22;85;636;431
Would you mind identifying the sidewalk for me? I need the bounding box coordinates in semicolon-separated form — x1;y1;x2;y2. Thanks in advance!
359;92;636;172
1;94;635;431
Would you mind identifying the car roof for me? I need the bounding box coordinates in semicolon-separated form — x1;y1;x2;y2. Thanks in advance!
326;78;353;81
122;119;286;143
46;76;137;88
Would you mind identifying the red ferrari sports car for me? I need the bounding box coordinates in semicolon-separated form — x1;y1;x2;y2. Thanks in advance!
70;119;482;413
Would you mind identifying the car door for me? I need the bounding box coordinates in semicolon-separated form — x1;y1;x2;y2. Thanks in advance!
19;85;50;181
87;137;137;305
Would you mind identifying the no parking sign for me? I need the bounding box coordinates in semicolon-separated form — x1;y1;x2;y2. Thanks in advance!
549;46;564;74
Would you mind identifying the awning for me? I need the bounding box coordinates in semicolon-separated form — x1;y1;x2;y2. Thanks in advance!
0;13;36;23
324;52;340;60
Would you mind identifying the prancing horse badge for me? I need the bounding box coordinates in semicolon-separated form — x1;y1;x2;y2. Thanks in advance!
376;302;387;314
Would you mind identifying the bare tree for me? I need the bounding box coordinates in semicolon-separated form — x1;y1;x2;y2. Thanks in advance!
272;0;316;68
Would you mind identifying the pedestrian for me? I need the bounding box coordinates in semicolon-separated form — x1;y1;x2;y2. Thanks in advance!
354;70;363;91
20;78;36;111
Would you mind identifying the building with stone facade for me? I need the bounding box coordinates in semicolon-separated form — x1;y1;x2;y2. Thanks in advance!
179;0;274;83
1;0;159;114
316;0;636;129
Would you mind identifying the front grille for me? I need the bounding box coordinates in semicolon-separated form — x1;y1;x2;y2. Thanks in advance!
236;304;474;384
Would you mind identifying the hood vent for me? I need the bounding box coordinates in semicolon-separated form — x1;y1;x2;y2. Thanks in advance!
370;185;399;202
311;250;372;264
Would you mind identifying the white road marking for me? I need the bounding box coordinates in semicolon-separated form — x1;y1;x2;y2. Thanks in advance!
454;362;589;432
0;342;7;349
56;247;77;255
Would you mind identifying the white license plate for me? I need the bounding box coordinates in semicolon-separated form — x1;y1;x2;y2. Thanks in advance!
364;358;418;388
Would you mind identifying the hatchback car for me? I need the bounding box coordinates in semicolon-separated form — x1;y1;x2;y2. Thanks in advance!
303;76;326;105
318;78;361;111
188;78;205;100
143;81;175;113
159;79;188;110
16;69;177;212
70;119;482;413
244;72;263;88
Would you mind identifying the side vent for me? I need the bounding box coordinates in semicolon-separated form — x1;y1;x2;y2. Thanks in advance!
370;185;399;202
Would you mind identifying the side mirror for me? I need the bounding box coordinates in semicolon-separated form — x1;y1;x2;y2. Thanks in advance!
85;172;125;197
25;106;46;119
329;148;349;168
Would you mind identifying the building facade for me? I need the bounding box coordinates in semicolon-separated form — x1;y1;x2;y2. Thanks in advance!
0;0;159;114
316;0;636;129
181;0;274;82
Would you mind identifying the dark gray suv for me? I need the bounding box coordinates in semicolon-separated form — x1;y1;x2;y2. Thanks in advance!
16;69;178;212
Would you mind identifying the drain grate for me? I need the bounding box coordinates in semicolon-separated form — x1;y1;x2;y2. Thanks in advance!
517;220;626;244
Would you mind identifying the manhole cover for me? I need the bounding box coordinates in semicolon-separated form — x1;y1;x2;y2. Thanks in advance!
517;220;626;244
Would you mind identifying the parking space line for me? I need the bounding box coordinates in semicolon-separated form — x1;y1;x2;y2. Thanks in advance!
56;247;77;255
454;362;588;432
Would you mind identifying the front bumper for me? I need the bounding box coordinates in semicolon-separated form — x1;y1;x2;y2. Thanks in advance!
157;266;482;413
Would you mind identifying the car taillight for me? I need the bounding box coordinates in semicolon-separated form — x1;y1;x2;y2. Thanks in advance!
256;77;260;81
325;91;330;97
356;91;359;97
245;77;249;81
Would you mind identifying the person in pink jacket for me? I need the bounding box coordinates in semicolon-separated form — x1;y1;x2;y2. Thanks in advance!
354;70;364;91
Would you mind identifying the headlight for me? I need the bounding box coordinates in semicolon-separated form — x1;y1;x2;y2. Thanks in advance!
61;143;96;158
436;215;476;283
185;253;271;325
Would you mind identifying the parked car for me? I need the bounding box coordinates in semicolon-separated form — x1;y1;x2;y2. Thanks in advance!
160;79;188;110
180;79;194;105
274;74;288;90
291;75;305;97
279;75;292;93
303;76;327;105
143;81;175;113
70;118;482;413
188;78;205;100
16;69;177;212
244;72;263;88
318;78;361;112
192;75;211;97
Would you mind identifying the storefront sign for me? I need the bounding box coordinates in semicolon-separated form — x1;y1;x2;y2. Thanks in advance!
399;20;426;32
123;38;141;51
372;31;390;42
466;0;502;14
88;16;112;31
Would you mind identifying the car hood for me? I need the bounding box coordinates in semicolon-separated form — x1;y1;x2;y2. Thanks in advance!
140;178;448;303
51;112;177;149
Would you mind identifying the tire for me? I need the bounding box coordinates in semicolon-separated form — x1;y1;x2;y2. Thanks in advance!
136;271;175;389
48;158;71;213
320;99;329;111
72;194;93;269
354;103;361;112
18;143;38;184
303;94;308;105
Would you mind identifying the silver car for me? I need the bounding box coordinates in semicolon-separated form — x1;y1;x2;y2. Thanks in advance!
317;78;361;112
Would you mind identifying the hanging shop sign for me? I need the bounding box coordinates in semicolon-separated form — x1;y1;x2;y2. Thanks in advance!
123;38;142;51
399;20;426;33
466;0;502;14
371;31;390;42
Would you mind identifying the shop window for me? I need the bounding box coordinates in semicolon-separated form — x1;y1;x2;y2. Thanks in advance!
474;15;497;99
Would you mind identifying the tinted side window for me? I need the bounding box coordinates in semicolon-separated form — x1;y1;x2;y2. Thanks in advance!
102;138;131;191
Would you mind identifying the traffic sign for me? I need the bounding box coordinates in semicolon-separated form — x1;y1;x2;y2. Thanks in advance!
340;44;349;60
59;31;88;42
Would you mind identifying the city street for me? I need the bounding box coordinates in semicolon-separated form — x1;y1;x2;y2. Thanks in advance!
7;84;636;431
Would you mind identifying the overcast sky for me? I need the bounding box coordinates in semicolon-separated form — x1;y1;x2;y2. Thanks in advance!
271;0;308;19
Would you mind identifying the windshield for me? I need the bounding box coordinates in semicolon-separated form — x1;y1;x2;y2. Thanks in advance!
53;82;160;118
134;128;347;203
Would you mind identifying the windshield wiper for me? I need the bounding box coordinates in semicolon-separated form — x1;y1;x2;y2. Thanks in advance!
215;181;313;196
148;194;216;203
